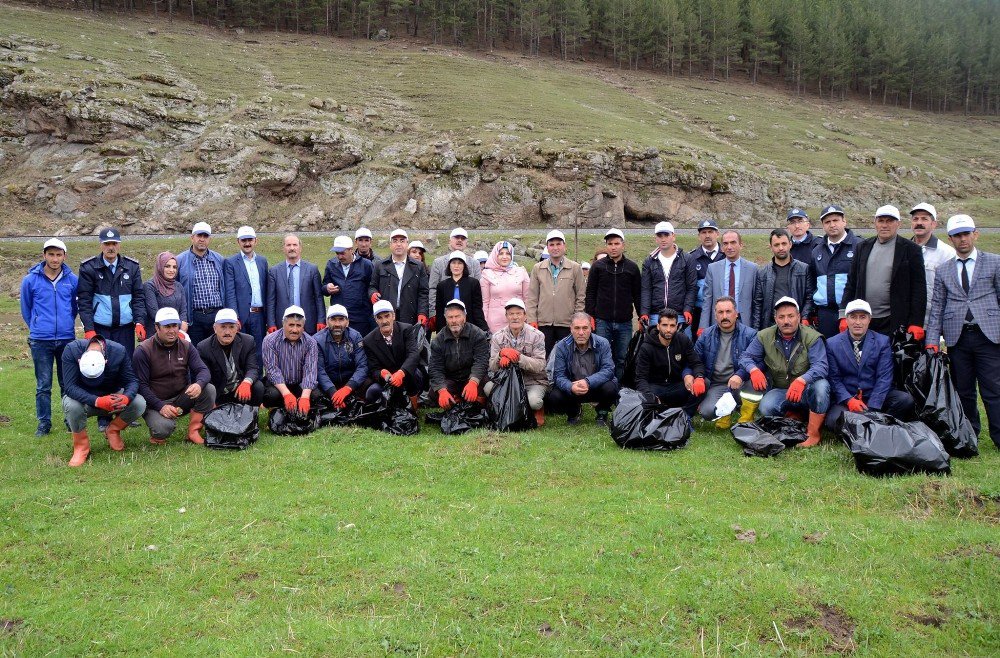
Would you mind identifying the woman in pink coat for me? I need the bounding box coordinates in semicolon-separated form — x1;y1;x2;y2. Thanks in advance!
480;240;530;332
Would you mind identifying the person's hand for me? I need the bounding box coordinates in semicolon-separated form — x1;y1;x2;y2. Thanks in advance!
801;318;810;326
370;292;381;304
283;393;297;412
110;394;129;412
749;369;768;391
786;377;807;403
728;375;743;390
417;314;428;328
380;369;392;381
332;386;352;408
184;383;202;400
499;348;520;363
499;355;511;368
267;326;278;334
529;322;538;329
84;330;97;339
691;377;706;397
846;397;867;412
590;318;596;331
177;330;190;342
428;316;437;332
95;396;116;412
316;323;325;333
389;370;405;388
326;283;339;294
236;381;252;402
926;343;939;352
683;311;693;325
571;379;589;396
160;404;181;419
639;315;649;327
438;388;456;409
839;318;848;333
907;325;925;342
696;328;704;338
135;323;146;340
462;380;479;402
297;397;311;416
683;374;694;391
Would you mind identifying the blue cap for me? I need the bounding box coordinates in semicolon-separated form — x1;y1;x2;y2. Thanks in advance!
97;227;122;243
819;204;845;220
786;208;808;221
697;219;719;231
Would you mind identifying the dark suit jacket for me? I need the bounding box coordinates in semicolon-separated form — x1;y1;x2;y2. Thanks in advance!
842;236;926;330
361;321;426;387
224;253;270;326
266;259;325;334
368;257;429;325
196;333;261;394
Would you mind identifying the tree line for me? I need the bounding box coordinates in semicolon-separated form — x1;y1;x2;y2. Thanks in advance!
48;0;1000;114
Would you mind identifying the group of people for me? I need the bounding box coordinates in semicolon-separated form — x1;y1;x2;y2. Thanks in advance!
19;202;999;466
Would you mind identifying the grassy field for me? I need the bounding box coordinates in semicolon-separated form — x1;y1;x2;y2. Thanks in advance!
0;233;998;655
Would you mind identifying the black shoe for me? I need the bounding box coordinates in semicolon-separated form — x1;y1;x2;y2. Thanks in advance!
35;424;51;437
97;417;110;432
595;412;609;428
567;409;582;425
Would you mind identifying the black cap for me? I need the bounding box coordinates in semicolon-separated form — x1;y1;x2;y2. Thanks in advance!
97;227;122;243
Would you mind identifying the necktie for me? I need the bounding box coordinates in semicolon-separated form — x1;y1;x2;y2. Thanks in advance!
109;262;116;275
454;282;460;300
853;340;862;364
960;259;973;322
287;264;297;305
728;263;736;297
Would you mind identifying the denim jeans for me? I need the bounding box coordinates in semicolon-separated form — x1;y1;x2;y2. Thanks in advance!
29;338;71;430
595;319;633;383
759;378;831;416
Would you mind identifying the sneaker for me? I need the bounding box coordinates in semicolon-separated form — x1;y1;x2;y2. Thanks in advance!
35;424;51;437
595;412;609;428
97;417;110;432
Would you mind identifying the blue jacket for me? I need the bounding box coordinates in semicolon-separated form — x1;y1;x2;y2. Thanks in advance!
552;332;617;394
322;256;374;327
20;262;78;341
693;321;757;382
315;327;368;394
176;248;225;318
223;253;270;326
809;230;860;309
77;254;145;331
790;231;823;267
61;337;139;406
689;245;724;310
826;330;894;408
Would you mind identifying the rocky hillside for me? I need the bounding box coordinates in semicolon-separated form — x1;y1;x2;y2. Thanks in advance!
1;5;998;236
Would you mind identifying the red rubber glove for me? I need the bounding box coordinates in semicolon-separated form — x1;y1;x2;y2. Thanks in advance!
111;394;129;411
590;318;596;330
839;318;848;333
135;323;146;340
749;369;768;391
370;292;381;304
462;380;479;402
696;328;704;338
499;347;520;363
438;388;456;409
926;344;939;352
297;397;311;415
380;369;391;381
283;393;297;412
235;381;252;402
177;330;189;342
786;377;807;403
683;311;693;325
417;314;428;328
84;330;97;339
846;397;867;412
801;318;810;326
691;377;706;397
498;355;511;368
529;322;538;329
389;370;405;387
268;326;278;334
907;325;925;342
332;386;352;408
639;315;649;327
429;316;437;332
95;396;116;412
316;323;325;333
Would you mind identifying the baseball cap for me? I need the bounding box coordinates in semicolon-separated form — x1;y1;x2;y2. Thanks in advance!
43;238;67;253
389;228;408;240
409;240;426;252
786;208;808;221
697;219;719;231
79;350;106;379
540;247;550;260
581;261;591;270
372;300;394;316
654;221;675;235
946;214;976;236
214;308;239;324
474;250;489;263
326;304;349;319
191;221;212;236
604;228;624;241
98;227;122;243
331;235;353;252
355;227;373;239
819;205;845;220
844;299;872;316
874;205;901;220
545;229;566;243
450;227;469;239
237;226;256;240
155;307;181;325
909;203;937;220
448;250;467;262
773;296;799;311
282;305;305;319
444;298;467;312
504;297;526;310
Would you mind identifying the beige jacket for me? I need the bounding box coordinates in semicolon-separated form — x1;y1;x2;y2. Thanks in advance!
488;323;549;389
525;258;586;327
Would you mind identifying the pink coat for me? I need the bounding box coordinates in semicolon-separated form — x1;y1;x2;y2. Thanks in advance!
481;266;530;332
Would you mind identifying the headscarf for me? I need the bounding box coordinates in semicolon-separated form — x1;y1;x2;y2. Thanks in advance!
152;251;177;298
485;241;515;272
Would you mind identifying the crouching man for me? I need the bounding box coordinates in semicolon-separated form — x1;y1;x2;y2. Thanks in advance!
261;305;322;417
61;335;146;466
316;304;369;408
484;298;549;425
634;308;705;415
133;308;216;445
429;299;490;410
362;300;427;409
197;308;264;407
545;312;619;426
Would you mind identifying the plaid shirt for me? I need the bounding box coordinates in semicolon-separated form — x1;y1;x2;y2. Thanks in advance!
262;330;318;390
191;251;222;309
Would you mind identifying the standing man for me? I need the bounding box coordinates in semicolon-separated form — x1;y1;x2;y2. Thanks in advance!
699;230;759;334
751;228;815;329
525;229;586;355
77;227;145;356
693;296;758;421
925;214;1000;449
545;312;619;426
261;305;322;416
353;227;379;263
809;205;860;337
428;299;491;410
315;304;370;408
323;235;375;337
634;309;705;415
787;207;822;266
21;238;78;436
369;229;429;328
842;205;926;338
223;225;269;362
639;221;697;330
585;228;641;382
196;308;264;407
428;227;481;318
266;234;325;336
176;221;225;346
689;218;725;336
909;203;956;327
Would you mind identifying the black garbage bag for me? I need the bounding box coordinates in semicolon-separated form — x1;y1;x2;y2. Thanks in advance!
267;406;320;436
204;403;259;450
620;330;644;390
730;417;806;457
610;388;690;451
316;395;378;428
376;385;419;436
487;366;537;432
905;350;933;409
913;352;978;458
440;401;491;435
837;410;950;477
891;326;923;389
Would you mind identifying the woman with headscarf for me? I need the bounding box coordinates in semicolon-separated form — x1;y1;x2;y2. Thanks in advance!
143;251;188;332
480;240;530;332
435;251;488;332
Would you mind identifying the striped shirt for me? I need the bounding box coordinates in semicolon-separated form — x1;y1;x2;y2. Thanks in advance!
262;329;318;389
191;251;222;308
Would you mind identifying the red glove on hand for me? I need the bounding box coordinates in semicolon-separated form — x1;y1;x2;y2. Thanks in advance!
639;315;649;327
297;397;311;415
786;377;807;403
839;318;848;333
499;348;520;363
283;393;297;412
462;380;479;402
683;311;693;325
846;397;867;412
590;318;596;331
529;322;539;329
235;381;252;402
95;396;116;413
370;292;381;304
417;315;428;328
316;323;325;333
691;377;707;397
438;388;456;409
177;330;190;342
389;370;405;388
498;355;511;368
380;369;391;381
135;323;146;340
926;344;939;352
749;369;768;391
332;386;352;408
907;325;925;342
801;318;810;326
428;316;437;332
84;330;97;339
267;326;278;334
696;328;704;338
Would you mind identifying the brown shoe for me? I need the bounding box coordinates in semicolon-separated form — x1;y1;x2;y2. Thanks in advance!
186;411;206;445
104;416;128;451
409;395;420;413
533;408;545;427
149;437;166;445
68;430;90;467
799;412;826;447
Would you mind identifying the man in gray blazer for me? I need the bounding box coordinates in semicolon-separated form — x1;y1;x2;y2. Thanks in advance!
266;234;325;336
699;230;759;334
925;214;1000;449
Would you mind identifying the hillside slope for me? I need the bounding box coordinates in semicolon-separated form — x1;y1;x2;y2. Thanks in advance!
1;4;998;235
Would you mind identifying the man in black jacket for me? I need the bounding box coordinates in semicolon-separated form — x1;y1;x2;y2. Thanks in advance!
639;221;697;331
752;228;816;329
842;205;927;338
196;308;263;407
369;229;429;328
429;299;491;410
787;207;823;266
363;300;427;409
634;308;705;415
585;228;641;382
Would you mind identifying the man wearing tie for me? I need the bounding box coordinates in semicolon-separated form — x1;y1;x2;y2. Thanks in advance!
266;234;325;336
223;225;269;361
698;230;758;335
925;214;1000;449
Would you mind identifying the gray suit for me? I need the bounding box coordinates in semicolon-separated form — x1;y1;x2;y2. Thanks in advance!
699;257;759;331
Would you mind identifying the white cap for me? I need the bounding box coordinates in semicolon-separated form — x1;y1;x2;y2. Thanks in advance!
909;203;937;221
450;227;469;239
474;250;489;262
604;228;625;241
946;214;976;236
448;250;467;262
504;297;526;310
43;238;67;253
191;221;212;235
545;229;566;243
444;298;467;312
654;221;675;235
214;308;239;324
874;205;901;220
372;299;394;316
326;304;349;319
236;226;256;239
409;240;426;251
773;296;799;311
79;350;106;379
844;299;872;316
331;235;353;252
282;305;305;319
540;247;550;259
154;307;181;325
581;261;591;270
389;228;408;240
355;227;373;239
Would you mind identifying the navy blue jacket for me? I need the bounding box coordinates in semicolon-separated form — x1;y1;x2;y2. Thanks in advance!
223;253;270;327
693;321;758;382
809;230;860;310
61;337;139;406
639;248;697;317
20;262;78;341
551;332;617;394
826;330;894;408
790;231;823;267
77;254;145;331
315;327;368;394
323;256;374;327
689;246;725;312
176;248;225;318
